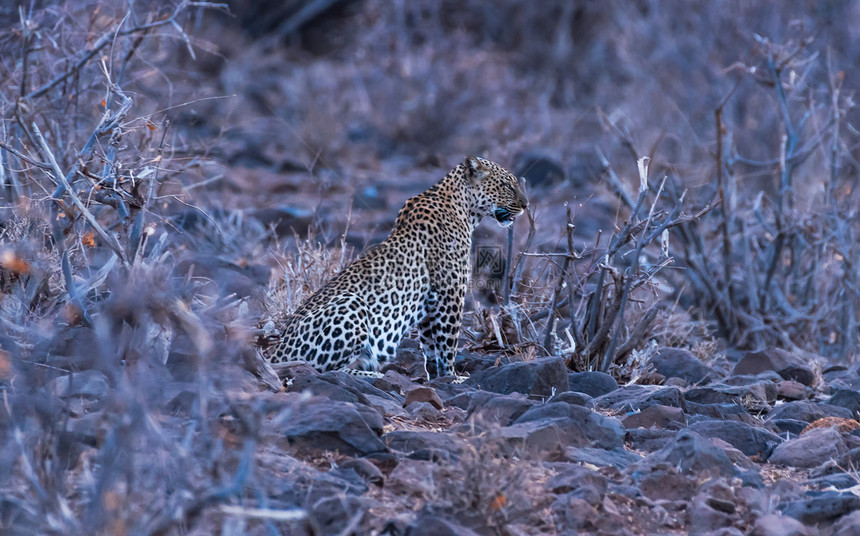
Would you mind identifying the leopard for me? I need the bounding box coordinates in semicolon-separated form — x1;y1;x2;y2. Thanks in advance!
268;155;528;380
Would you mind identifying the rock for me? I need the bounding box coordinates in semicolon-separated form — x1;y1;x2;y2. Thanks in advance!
46;370;109;398
339;457;384;486
622;405;686;430
308;495;365;534
387;459;439;497
514;403;625;450
733;348;795;376
405;516;482;536
687;421;782;458
752;514;812;536
638;469;696;501
377;370;417;394
549;390;592;406
551;495;600;532
778;365;815;387
459;391;535;426
733;348;815;386
547;464;607;505
403;386;443;409
780;491;860;524
465;357;569;398
568;371;618;397
648;347;716;384
591;385;686;412
405;401;444;421
638;430;742;477
384;431;465;461
832;511;860;536
564;446;642;469
829;389;860;416
277;398;386;456
769;419;807;436
496;416;619;455
685;402;760;426
287;374;369;405
776;380;809;400
769;427;848;468
626;428;677;452
768;401;852;423
687;493;736;534
685;382;774;410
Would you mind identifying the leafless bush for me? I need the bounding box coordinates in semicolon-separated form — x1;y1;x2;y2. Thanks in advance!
672;34;860;359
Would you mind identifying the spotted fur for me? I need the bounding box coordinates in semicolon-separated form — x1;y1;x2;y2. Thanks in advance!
269;155;528;378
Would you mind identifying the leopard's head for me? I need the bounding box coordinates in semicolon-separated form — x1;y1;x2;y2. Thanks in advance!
464;155;529;227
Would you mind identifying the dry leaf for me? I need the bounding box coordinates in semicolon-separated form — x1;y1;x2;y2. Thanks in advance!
0;250;30;274
82;232;96;247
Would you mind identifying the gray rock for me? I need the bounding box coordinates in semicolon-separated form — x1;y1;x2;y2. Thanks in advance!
465;357;569;397
278;398;386;455
768;400;852;423
752;513;813;536
733;348;796;376
638;430;741;477
463;392;535;426
338;457;383;486
568;371;618;397
685;382;775;409
387;459;439;497
547;464;607;505
514;402;625;450
637;469;696;501
733;348;815;386
832;510;860;536
829;389;860;416
769;419;807;436
685;402;760;426
564;446;642;469
622;404;686;430
769;427;848;468
384;430;465;461
780;491;860;524
591;385;686;412
626;428;677;452
549;390;593;406
649;347;716;384
495;415;622;455
687;420;783;458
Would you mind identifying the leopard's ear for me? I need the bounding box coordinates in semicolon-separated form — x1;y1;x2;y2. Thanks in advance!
464;155;488;184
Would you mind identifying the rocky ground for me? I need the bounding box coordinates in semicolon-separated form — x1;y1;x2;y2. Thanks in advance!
195;344;860;535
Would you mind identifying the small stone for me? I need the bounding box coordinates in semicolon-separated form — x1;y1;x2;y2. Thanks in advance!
549;390;593;406
780;491;860;524
686;420;783;458
465;357;569;397
405;401;443;421
776;380;808;400
403;386;443;409
828;389;860;416
622;405;686;430
752;513;813;536
386;459;438;496
648;347;716;384
568;371;618;397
